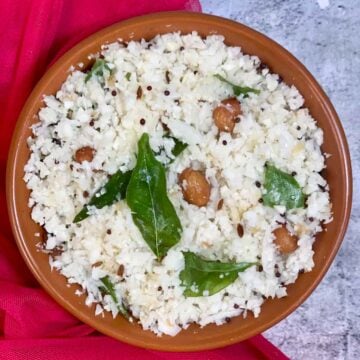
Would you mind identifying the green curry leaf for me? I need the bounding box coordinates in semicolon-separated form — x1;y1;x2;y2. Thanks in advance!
85;59;111;83
161;135;188;163
126;133;182;260
262;164;305;209
214;74;260;98
171;137;188;158
100;276;129;319
179;252;256;297
73;170;132;223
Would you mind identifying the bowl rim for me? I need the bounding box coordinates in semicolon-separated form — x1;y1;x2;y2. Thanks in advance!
6;11;352;351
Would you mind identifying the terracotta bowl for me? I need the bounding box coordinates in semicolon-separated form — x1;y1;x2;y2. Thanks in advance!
6;12;352;351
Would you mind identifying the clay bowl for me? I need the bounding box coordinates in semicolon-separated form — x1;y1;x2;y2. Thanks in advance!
6;12;352;351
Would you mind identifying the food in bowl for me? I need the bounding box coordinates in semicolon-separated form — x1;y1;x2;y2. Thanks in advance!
24;32;332;336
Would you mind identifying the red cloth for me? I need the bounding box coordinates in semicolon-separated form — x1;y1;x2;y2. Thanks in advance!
0;1;289;359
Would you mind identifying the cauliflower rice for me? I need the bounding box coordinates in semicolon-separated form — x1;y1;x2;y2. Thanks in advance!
24;32;332;336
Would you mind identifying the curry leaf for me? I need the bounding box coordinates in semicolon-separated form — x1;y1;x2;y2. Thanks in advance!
100;276;129;319
161;135;188;163
262;164;305;209
73;170;132;223
126;133;182;260
171;137;188;158
85;59;111;83
179;252;256;297
214;74;260;98
125;72;131;81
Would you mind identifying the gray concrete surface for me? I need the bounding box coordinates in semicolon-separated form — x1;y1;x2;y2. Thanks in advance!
201;1;360;359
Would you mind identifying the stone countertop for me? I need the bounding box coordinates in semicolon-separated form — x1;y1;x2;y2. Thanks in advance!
201;1;359;359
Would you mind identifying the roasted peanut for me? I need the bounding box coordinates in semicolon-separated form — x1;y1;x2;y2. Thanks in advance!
221;97;242;117
273;225;298;254
179;168;211;207
213;106;235;133
213;98;242;133
74;146;95;163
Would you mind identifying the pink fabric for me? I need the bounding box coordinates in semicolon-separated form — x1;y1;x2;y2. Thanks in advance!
0;1;289;359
